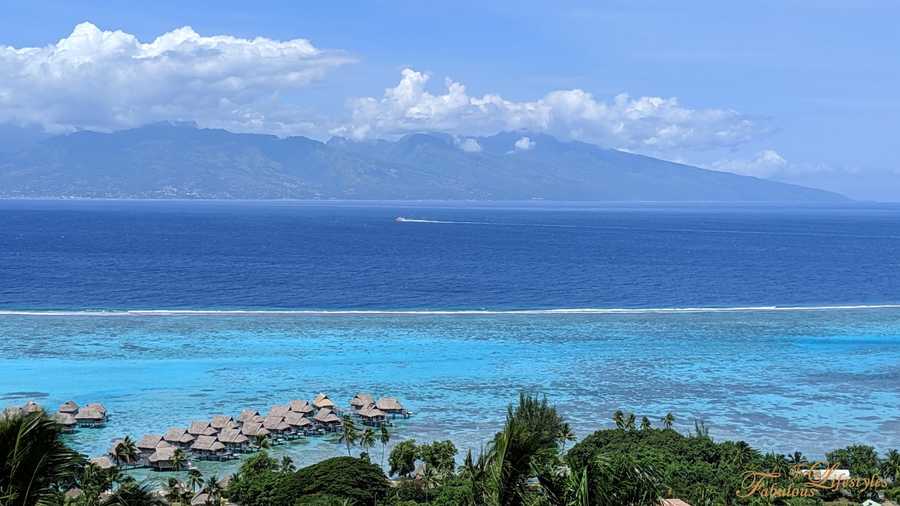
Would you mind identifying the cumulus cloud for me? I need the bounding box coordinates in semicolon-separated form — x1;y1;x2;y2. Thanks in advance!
0;22;350;135
712;149;788;178
334;68;764;153
456;137;482;152
514;136;535;151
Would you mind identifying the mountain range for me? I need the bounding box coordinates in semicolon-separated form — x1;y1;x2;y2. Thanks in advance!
0;122;847;201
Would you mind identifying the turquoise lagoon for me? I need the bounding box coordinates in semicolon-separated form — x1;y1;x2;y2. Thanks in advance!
1;307;899;476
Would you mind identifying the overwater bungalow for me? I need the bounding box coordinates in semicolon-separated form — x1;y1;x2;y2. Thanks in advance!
375;397;408;418
237;409;260;424
240;421;270;439
90;456;115;470
289;399;314;415
210;415;237;431
52;412;77;432
262;415;291;438
85;403;108;418
137;434;171;459
190;435;227;460
312;393;335;410
23;400;43;414
217;428;250;452
313;408;341;431
74;407;106;427
187;420;217;437
163;427;195;447
350;393;374;410
284;411;313;434
148;447;179;471
268;404;290;418
357;404;388;426
58;400;79;414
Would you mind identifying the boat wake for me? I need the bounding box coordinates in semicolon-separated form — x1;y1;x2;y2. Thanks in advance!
2;304;900;317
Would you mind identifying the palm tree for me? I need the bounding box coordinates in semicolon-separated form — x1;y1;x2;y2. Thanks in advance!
112;436;139;469
0;412;81;506
164;477;184;504
612;410;625;430
558;422;576;452
103;480;167;505
640;416;652;431
202;473;223;505
359;428;375;461
338;415;358;457
788;451;807;465
881;448;900;482
379;424;391;468
253;434;270;450
660;412;675;430
280;455;295;472
587;452;663;506
171;448;187;472
623;413;636;431
187;468;204;493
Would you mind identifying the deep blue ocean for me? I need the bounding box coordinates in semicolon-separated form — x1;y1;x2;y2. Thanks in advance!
1;200;899;472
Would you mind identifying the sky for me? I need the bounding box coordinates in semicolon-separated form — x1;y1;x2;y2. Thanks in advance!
1;0;898;200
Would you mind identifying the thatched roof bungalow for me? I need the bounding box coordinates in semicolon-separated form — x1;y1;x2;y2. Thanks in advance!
263;415;291;433
284;412;312;428
217;428;249;450
237;409;260;424
210;415;237;431
52;412;77;431
375;397;404;414
136;434;171;455
163;428;195;446
85;403;107;416
74;407;106;426
313;408;341;428
90;456;115;470
187;421;217;437
350;394;374;409
148;447;179;470
289;400;314;414
268;405;290;418
312;394;335;410
58;400;79;414
358;405;387;425
241;421;270;438
23;401;43;414
190;435;226;456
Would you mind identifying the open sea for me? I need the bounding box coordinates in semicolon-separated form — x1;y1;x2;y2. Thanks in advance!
1;200;899;474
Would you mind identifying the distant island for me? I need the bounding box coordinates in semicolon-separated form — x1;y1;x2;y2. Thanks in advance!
0;122;847;201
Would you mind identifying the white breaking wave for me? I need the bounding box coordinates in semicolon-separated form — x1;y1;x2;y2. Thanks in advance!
1;304;900;317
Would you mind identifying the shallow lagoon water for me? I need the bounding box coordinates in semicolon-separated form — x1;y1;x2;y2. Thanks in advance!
1;308;898;476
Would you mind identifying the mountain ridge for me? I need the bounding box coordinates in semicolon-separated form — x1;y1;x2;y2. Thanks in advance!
0;122;848;201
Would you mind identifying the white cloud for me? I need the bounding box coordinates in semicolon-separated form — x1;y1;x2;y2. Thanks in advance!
0;22;350;135
334;68;764;154
712;149;788;177
456;137;482;152
514;136;535;151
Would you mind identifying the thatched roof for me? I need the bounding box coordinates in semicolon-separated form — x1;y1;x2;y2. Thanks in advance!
149;447;177;463
58;401;79;414
312;393;335;409
163;428;195;444
314;408;340;424
137;434;164;450
237;409;260;423
52;412;77;426
210;415;236;430
660;500;692;506
240;422;270;437
191;435;225;452
191;493;210;506
350;393;374;408
289;400;313;413
268;405;290;418
23;401;43;414
375;397;404;412
358;405;387;419
90;456;115;470
1;406;22;419
284;412;311;427
263;415;291;431
74;407;105;421
188;421;217;436
217;429;249;444
85;403;107;415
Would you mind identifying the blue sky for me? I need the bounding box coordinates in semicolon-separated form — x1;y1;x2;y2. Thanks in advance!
1;1;898;199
